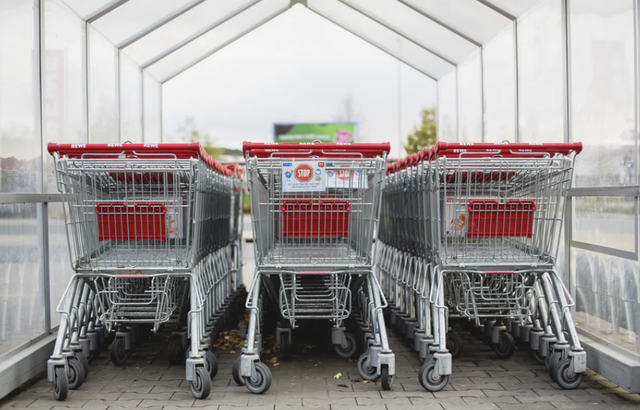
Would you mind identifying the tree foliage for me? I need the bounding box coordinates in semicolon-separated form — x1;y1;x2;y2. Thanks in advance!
404;108;437;155
177;117;225;159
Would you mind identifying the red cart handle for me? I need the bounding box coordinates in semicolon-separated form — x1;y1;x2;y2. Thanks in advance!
47;142;234;176
428;142;582;159
243;141;390;158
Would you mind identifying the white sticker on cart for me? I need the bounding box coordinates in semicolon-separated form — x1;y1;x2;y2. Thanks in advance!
282;161;326;192
443;197;467;237
326;163;368;189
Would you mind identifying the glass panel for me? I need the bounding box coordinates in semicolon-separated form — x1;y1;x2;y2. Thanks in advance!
483;0;542;18
517;0;563;143
123;0;260;67
92;0;193;47
48;202;74;324
570;0;636;187
342;0;478;64
0;204;44;357
574;248;640;356
456;51;482;143
44;0;87;192
482;24;516;143
120;54;143;143
61;0;116;20
148;0;290;82
0;0;41;193
143;73;162;142
398;0;511;45
573;197;635;253
89;26;119;142
437;69;456;142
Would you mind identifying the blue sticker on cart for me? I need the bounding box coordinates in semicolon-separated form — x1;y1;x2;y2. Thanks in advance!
282;160;326;192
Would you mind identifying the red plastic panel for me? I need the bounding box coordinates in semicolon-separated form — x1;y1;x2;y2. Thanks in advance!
96;202;167;241
280;199;351;238
466;200;536;238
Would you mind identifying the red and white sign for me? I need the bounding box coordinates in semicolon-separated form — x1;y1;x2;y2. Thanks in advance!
294;164;313;182
282;161;326;192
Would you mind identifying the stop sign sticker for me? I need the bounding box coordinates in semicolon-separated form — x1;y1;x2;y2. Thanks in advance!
282;160;326;192
294;164;313;182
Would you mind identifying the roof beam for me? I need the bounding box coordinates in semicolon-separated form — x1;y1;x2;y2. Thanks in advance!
337;0;457;66
86;0;129;23
476;0;516;21
307;7;439;81
397;0;482;47
141;0;262;69
159;6;289;83
117;0;207;49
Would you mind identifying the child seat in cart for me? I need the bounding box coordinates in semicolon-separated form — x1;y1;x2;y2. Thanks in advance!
46;143;245;401
237;141;395;393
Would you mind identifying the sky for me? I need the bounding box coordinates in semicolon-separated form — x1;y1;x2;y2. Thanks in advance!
161;4;436;158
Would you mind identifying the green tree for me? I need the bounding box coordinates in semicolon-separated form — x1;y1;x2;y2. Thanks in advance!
177;117;225;159
404;108;437;155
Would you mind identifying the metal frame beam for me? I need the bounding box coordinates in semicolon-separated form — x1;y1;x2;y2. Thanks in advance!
117;0;207;49
141;0;261;69
160;6;289;83
337;0;457;66
397;0;482;47
307;7;438;81
86;0;129;23
476;0;516;21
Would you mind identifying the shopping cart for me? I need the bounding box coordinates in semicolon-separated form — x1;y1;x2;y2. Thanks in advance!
235;141;395;393
46;143;244;401
379;142;586;391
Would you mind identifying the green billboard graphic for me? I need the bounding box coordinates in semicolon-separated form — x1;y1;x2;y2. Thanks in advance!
274;123;358;143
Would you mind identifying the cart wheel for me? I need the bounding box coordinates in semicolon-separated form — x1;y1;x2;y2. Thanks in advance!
278;334;291;360
244;362;272;394
110;337;129;366
52;367;68;401
232;356;245;386
334;333;357;359
554;358;584;390
530;347;546;364
357;353;380;381
493;332;515;359
67;358;85;390
205;351;218;379
75;351;89;378
380;364;394;390
190;366;212;399
547;351;562;381
418;360;449;392
446;330;464;359
167;339;185;365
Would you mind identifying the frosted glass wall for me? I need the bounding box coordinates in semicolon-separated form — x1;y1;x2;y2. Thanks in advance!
437;69;457;142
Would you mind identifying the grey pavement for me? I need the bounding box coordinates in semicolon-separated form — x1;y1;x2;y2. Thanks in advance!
1;324;639;410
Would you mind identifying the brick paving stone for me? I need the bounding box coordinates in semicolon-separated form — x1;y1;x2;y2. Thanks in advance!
354;397;412;406
462;396;519;405
496;403;556;410
330;405;386;410
441;403;499;410
386;405;443;410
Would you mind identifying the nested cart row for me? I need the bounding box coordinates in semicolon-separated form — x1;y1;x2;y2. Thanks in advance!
235;142;396;393
46;143;246;401
378;142;586;391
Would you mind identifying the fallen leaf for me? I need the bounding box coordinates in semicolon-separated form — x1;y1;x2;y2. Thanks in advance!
337;383;348;388
351;378;362;383
230;350;236;354
348;358;355;363
363;380;372;384
269;357;279;364
334;372;343;379
273;363;280;367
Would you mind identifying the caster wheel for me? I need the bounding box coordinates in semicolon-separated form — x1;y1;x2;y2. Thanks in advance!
547;351;562;381
75;351;89;379
190;367;212;399
244;362;272;394
357;353;380;381
110;338;129;366
205;351;218;379
418;360;449;392
334;333;357;359
380;364;394;390
52;367;68;401
167;339;185;365
554;358;584;390
232;356;245;386
446;330;464;359
530;347;545;364
278;334;291;361
67;358;85;390
493;332;515;359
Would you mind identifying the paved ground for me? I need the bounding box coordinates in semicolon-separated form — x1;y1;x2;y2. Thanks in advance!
1;322;640;410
